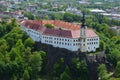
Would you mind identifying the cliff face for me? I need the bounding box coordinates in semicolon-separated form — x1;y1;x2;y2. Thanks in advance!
34;42;77;75
33;42;97;80
34;42;112;80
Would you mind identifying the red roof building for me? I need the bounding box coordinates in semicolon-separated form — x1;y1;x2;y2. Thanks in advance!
20;20;99;52
21;20;98;38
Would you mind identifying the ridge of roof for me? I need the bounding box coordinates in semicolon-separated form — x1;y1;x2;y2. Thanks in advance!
20;20;98;38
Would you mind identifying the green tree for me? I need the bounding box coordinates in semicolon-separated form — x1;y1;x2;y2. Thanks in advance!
6;22;13;33
29;52;42;78
72;58;88;80
0;60;5;78
43;15;49;20
23;69;30;80
11;75;17;80
23;47;31;63
99;40;106;51
78;60;88;80
10;18;18;28
9;48;20;61
45;24;54;28
107;49;120;67
24;12;35;20
24;38;35;48
0;24;4;37
49;13;63;20
110;77;120;80
53;58;64;77
15;39;24;53
114;61;120;78
0;39;8;54
98;64;109;80
60;66;71;80
63;12;73;22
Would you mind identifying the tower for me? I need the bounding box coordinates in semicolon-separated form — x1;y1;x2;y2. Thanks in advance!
80;13;87;52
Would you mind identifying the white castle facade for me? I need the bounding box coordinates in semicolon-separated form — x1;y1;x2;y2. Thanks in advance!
20;19;99;52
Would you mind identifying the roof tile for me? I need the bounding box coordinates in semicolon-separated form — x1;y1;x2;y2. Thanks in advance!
20;20;98;38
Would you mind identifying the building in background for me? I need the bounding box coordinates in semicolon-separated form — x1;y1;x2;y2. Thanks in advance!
110;26;120;35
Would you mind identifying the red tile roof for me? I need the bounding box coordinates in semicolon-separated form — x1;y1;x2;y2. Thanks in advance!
20;20;98;38
43;29;72;38
86;29;98;37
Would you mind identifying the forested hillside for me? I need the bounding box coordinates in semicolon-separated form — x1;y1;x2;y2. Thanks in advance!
0;14;120;80
0;0;120;79
0;19;46;80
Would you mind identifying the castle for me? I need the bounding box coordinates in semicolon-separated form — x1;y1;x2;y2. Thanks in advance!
20;16;99;52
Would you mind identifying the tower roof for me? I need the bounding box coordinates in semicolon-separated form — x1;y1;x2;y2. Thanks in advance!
81;12;87;28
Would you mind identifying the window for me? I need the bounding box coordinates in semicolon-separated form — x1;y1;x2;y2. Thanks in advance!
83;39;85;42
59;42;61;44
45;40;46;42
